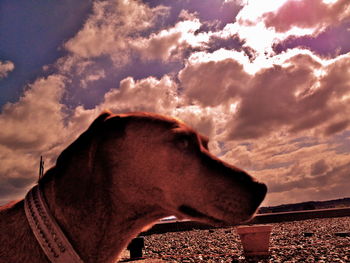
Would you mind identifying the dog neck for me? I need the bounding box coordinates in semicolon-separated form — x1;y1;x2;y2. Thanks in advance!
24;185;84;263
1;183;164;263
36;168;167;263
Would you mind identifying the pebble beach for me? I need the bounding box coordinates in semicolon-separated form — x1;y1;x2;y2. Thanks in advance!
131;217;350;263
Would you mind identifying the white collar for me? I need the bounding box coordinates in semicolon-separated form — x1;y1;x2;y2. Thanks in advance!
24;185;84;263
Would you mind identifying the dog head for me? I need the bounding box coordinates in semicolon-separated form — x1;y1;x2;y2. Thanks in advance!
89;111;267;226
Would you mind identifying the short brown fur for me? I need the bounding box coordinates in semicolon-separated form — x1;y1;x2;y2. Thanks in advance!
0;111;266;263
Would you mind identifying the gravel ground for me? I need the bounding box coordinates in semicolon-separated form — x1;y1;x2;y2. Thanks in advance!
140;217;350;263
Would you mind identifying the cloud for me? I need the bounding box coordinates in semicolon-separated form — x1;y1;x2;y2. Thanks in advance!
0;60;15;79
273;21;350;58
0;75;69;202
0;75;66;150
264;161;350;205
135;30;183;61
173;105;219;137
134;16;203;61
64;0;169;64
219;0;350;56
133;10;219;62
311;159;329;176
263;0;350;34
100;75;180;114
80;69;106;88
227;51;350;140
177;48;350;142
221;131;350;205
179;50;250;107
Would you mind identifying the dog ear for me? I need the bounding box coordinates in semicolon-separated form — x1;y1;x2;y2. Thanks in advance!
87;110;112;131
43;111;118;206
39;110;129;209
54;111;111;166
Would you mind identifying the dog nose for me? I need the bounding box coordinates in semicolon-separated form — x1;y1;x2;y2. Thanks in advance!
250;182;267;212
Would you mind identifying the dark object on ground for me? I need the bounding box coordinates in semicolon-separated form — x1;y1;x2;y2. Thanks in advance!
303;232;314;237
127;237;145;259
334;232;350;237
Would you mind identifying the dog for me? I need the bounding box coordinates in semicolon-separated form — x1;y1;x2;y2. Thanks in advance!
0;111;267;263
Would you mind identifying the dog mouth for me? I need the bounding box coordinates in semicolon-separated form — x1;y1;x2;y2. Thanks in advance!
177;205;228;226
176;183;267;226
177;201;258;226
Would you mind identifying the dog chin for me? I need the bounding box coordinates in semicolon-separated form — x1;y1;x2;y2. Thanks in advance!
176;204;251;227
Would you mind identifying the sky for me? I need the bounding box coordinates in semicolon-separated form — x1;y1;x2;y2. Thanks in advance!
0;0;350;207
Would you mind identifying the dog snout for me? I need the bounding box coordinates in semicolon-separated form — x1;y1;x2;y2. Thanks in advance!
249;181;267;213
201;153;267;210
230;170;267;214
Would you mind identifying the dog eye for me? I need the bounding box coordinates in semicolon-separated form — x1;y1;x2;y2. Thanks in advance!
176;137;190;150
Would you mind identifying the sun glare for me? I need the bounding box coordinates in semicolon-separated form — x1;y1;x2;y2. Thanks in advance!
322;0;338;4
235;0;308;56
239;0;290;20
